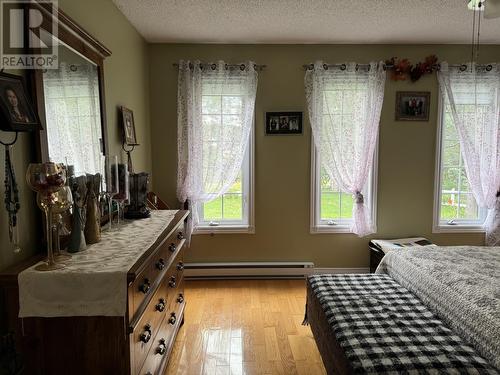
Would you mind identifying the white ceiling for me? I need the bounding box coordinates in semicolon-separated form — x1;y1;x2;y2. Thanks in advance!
112;0;500;44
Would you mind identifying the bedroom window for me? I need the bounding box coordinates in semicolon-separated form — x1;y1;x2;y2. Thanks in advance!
196;85;254;234
305;62;383;236
433;95;488;232
310;140;378;233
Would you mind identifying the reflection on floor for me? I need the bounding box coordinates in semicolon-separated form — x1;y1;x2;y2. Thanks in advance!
165;280;326;375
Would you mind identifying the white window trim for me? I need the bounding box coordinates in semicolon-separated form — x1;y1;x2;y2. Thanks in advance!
194;121;255;235
432;94;486;233
310;134;378;234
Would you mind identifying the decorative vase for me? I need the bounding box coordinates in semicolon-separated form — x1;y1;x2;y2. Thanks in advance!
26;163;66;271
38;186;73;261
125;172;150;219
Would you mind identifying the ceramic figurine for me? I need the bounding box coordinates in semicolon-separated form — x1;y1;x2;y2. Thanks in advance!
84;176;101;244
67;181;86;253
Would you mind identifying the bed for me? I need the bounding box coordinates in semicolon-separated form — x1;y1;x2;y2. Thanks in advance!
306;246;500;374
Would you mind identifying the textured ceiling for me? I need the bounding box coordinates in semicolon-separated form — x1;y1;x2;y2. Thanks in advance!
112;0;500;44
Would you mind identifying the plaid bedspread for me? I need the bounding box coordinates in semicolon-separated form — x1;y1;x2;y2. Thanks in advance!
307;274;498;374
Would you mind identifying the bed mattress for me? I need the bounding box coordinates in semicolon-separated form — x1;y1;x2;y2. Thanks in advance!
376;246;500;369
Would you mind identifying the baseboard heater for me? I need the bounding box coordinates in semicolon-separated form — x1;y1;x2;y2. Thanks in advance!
184;262;315;280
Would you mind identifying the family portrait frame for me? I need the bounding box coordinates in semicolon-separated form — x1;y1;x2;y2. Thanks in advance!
265;111;303;135
0;72;41;132
395;91;431;121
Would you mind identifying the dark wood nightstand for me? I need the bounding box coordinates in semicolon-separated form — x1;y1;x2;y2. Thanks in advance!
369;245;385;273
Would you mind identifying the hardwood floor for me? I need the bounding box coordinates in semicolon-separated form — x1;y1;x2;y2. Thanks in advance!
165;280;326;375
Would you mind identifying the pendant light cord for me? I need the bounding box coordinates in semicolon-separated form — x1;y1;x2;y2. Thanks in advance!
471;4;476;69
476;2;482;63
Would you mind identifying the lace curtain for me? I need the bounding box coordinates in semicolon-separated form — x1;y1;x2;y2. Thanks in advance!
177;60;258;238
305;62;386;236
43;62;102;176
437;62;500;245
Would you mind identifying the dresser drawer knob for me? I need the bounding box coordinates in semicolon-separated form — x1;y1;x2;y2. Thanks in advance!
177;293;184;304
177;231;184;240
168;243;177;252
176;262;184;271
155;298;166;312
168;276;176;288
139;324;152;343
169;313;176;325
157;338;167;355
156;258;165;270
139;279;151;294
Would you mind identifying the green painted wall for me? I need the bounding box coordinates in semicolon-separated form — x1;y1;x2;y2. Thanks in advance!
1;1;498;271
0;0;151;270
149;44;500;268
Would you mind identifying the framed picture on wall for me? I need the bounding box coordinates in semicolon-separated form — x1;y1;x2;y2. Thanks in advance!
0;72;41;132
121;106;139;145
395;91;430;121
265;111;302;135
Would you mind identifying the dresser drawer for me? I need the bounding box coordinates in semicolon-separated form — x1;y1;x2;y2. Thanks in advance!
169;277;185;313
131;280;169;374
165;247;184;305
138;317;175;375
129;227;185;319
138;289;186;375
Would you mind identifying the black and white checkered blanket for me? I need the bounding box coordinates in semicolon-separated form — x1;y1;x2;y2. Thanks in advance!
308;274;498;374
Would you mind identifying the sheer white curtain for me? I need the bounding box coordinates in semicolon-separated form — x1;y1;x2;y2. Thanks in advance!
177;60;257;237
43;62;102;176
437;62;500;245
305;62;386;236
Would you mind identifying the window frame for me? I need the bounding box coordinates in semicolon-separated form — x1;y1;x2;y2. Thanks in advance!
432;94;487;233
310;134;379;234
194;121;255;235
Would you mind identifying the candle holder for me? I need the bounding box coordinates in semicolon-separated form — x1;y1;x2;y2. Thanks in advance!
26;163;66;271
114;163;129;229
104;156;119;231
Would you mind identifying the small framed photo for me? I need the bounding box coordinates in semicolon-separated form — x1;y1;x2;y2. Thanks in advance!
266;112;302;135
121;106;139;145
395;91;430;121
0;72;41;132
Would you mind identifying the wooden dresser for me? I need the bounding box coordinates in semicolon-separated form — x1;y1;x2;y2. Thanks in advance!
0;210;189;375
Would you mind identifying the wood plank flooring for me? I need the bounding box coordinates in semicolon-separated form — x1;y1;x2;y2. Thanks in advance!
165;280;326;375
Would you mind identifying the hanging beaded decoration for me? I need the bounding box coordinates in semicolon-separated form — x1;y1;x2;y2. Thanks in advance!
2;132;21;253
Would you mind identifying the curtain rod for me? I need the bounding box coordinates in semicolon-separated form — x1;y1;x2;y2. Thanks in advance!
172;62;266;71
302;63;494;71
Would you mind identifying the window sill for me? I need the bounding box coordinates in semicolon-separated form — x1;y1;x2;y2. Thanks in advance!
194;225;255;235
432;224;486;233
310;225;352;234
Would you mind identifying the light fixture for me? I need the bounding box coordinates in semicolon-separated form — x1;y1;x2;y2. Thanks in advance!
468;0;483;66
468;0;484;11
468;0;500;18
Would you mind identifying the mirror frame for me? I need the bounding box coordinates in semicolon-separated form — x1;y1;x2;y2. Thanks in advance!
30;1;112;164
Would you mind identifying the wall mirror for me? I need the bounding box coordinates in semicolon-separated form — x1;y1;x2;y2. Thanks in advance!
32;3;111;174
